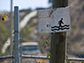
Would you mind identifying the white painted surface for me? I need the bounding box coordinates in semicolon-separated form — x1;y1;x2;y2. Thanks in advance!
38;7;70;33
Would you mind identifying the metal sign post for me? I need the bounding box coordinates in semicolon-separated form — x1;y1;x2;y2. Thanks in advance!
14;6;19;63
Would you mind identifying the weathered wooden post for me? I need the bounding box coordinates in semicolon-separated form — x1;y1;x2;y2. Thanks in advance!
50;0;68;63
38;0;70;63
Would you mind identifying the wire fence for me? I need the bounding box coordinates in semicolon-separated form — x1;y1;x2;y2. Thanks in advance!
1;54;84;63
21;56;49;63
0;55;12;63
1;55;84;63
0;55;49;63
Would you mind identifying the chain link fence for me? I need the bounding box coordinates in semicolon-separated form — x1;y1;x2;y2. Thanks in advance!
0;55;12;63
1;55;84;63
0;55;49;63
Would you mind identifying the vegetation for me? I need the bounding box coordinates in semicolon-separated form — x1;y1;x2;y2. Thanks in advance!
20;25;32;41
0;23;10;55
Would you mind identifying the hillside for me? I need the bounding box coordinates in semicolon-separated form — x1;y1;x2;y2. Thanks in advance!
68;0;84;42
0;0;84;56
67;0;84;54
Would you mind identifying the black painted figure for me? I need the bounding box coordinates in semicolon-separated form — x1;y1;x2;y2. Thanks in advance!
58;18;64;27
51;18;69;31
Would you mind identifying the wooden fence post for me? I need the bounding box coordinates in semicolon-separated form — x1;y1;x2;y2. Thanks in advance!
50;0;68;63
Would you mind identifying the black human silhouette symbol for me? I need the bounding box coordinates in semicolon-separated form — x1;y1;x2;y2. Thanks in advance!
51;18;69;31
58;18;64;27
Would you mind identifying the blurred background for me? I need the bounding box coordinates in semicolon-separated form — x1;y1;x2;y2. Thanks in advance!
0;0;84;62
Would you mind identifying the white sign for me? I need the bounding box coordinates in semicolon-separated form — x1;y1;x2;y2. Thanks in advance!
38;7;70;33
